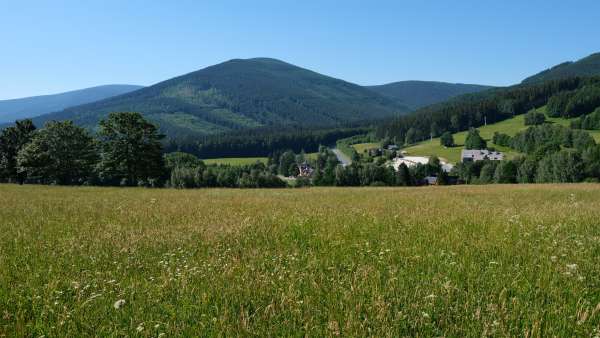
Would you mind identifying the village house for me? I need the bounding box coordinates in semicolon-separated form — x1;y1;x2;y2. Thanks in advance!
461;149;504;163
297;162;314;177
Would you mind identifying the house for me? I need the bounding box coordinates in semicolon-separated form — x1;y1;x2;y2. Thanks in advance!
461;149;504;163
297;163;314;177
424;176;438;185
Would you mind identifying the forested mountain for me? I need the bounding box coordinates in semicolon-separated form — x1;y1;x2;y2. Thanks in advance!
0;85;143;123
522;52;600;84
28;58;408;138
366;81;493;109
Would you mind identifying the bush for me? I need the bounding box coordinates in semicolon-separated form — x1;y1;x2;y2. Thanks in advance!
492;132;511;147
464;128;487;150
440;131;454;147
524;110;546;126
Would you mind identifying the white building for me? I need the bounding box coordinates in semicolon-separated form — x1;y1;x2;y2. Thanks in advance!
461;149;504;163
391;156;454;173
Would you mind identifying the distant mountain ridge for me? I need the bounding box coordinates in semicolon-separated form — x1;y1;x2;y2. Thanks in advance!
0;85;143;123
522;52;600;84
366;81;493;109
29;58;409;138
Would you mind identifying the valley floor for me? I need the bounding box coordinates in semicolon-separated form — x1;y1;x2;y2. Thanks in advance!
1;185;599;336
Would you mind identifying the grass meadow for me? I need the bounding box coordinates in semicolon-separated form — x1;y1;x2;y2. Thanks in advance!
1;184;599;336
201;157;268;166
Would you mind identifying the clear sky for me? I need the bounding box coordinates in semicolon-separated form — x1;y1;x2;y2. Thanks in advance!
1;0;599;100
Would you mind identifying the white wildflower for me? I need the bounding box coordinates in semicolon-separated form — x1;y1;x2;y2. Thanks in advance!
113;299;126;309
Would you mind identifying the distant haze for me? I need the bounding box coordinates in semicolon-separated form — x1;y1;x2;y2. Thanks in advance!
0;85;143;123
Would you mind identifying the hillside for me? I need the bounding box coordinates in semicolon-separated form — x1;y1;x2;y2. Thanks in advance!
402;107;600;163
367;80;493;109
0;85;143;123
30;58;409;137
522;52;600;84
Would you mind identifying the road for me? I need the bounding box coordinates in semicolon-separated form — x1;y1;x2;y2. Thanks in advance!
331;148;352;166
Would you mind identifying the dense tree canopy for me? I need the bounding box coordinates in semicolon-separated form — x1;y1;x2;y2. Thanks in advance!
97;112;166;186
17;121;98;185
0;119;36;183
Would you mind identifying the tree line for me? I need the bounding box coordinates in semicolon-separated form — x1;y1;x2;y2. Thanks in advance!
1;113;165;186
165;126;369;158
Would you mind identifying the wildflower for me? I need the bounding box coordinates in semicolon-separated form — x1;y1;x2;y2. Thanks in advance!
136;323;144;332
113;299;126;309
566;263;578;270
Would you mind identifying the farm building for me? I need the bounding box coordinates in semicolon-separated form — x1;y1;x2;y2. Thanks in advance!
461;149;504;163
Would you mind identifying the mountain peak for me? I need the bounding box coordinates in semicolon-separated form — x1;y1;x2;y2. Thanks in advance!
522;52;600;84
367;81;493;110
26;59;408;138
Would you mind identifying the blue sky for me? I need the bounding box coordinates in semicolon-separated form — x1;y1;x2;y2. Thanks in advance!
1;0;599;100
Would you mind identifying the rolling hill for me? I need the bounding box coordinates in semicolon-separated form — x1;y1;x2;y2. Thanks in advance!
0;85;143;123
30;58;409;137
522;52;600;84
366;80;493;109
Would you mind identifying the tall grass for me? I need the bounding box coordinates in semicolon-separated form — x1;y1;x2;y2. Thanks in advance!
0;184;599;336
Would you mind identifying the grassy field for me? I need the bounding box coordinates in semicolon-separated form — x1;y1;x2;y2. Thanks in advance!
403;109;600;163
351;142;380;154
203;153;318;166
1;185;600;336
202;157;268;166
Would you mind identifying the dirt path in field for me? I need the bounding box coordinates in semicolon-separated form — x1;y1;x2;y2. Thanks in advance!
331;148;351;166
